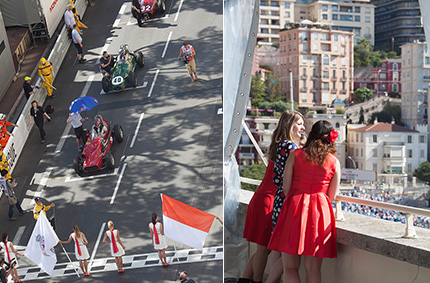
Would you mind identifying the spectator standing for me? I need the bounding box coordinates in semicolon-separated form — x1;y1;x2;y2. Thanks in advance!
239;110;305;283
178;271;196;283
148;213;168;267
103;221;125;274
33;197;55;220
0;233;24;283
100;51;114;77
0;113;18;149
72;24;86;64
59;225;90;277
64;4;76;30
30;101;51;143
132;0;143;27
37;58;55;98
0;169;26;221
178;42;198;83
23;76;37;100
268;120;340;283
67;112;88;150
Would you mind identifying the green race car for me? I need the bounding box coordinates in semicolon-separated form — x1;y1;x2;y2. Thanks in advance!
102;44;144;93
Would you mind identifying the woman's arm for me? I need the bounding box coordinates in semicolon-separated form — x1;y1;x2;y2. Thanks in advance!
59;234;73;244
102;231;109;243
116;231;125;249
10;243;24;257
282;152;295;196
82;233;88;245
327;159;341;202
160;223;164;236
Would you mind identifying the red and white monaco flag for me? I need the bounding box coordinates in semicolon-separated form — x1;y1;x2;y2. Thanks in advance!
161;194;216;250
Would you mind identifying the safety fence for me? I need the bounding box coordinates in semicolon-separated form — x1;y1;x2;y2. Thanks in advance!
2;0;88;174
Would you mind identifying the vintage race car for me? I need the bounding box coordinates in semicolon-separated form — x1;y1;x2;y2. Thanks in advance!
73;116;124;176
132;0;166;24
102;44;144;93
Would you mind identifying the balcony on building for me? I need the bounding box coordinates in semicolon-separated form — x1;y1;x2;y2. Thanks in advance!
300;87;307;92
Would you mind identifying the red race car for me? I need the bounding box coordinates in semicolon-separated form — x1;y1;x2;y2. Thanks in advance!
73;115;124;176
132;0;166;25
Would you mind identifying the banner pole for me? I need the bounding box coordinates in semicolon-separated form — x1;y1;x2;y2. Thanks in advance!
60;243;81;278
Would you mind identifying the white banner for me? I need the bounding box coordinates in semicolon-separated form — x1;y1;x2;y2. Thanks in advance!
24;212;59;276
39;0;69;38
341;169;376;182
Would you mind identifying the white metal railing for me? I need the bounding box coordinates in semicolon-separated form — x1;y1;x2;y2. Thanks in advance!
240;177;430;239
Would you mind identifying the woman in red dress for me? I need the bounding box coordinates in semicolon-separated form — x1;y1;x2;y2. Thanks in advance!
268;120;340;283
239;111;305;283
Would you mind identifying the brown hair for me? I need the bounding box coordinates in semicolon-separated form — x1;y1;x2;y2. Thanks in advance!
268;111;304;162
73;224;81;238
151;213;158;225
303;120;337;167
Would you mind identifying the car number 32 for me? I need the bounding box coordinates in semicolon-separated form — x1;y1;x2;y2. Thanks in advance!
143;5;151;12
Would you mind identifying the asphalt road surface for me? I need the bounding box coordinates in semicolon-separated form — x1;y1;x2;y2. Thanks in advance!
0;0;223;282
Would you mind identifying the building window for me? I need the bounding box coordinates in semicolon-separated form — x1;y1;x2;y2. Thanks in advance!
340;15;353;21
420;135;426;143
373;163;377;172
373;135;377;143
321;33;329;41
421;150;425;158
323;70;329;78
313;43;318;51
335;122;340;128
332;5;338;11
392;84;398;92
322;82;329;90
355;134;358;142
322;5;328;11
332;56;337;66
365;16;370;23
333;45;338;52
271;1;277;7
361;148;363;157
393;63;398;71
323;14;328;20
408;150;412;158
313;32;318;40
355;148;359;156
341;58;346;66
323;54;329;65
355;7;360;13
332;70;336;78
332;81;336;89
365;7;370;14
312;56;317;65
407;164;412;173
302;31;307;40
373;148;377;157
302;43;307;52
332;14;338;21
285;2;290;8
333;34;338;41
407;135;412;143
341;36;346;45
302;55;307;63
361;134;363;142
355;15;360;22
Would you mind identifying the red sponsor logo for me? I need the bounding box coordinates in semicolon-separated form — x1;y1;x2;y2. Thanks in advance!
49;0;59;12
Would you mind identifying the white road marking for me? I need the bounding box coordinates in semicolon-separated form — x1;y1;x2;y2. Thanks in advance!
110;163;127;204
64;167;119;182
175;0;185;22
89;222;106;272
147;69;160;97
130;113;145;148
161;31;173;58
100;81;148;95
113;3;128;27
12;226;26;245
22;169;53;210
55;75;94;153
18;246;223;280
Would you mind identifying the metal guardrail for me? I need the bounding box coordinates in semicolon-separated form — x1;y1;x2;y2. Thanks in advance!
240;177;429;239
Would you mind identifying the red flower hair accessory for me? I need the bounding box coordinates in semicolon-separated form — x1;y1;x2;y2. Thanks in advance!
327;129;338;143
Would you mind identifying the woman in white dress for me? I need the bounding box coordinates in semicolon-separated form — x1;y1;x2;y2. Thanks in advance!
148;213;168;267
59;225;90;277
103;220;125;274
0;233;24;283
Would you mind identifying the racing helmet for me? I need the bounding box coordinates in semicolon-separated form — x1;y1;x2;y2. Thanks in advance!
40;57;47;65
94;114;103;127
0;113;5;120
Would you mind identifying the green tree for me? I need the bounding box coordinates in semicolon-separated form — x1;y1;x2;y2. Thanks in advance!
358;107;365;124
354;39;372;67
249;73;283;109
239;162;268;191
368;104;404;126
250;75;267;107
414;161;430;184
354;87;373;103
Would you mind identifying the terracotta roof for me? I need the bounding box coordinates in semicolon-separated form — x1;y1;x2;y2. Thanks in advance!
350;122;418;133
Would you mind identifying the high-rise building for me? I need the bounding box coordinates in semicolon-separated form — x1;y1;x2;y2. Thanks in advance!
258;0;374;45
278;27;354;107
373;0;425;50
400;40;429;129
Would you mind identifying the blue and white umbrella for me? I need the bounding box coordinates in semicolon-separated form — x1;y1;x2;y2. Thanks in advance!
69;96;98;113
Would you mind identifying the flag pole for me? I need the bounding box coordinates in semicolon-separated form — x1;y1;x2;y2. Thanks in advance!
60;243;81;278
172;241;179;263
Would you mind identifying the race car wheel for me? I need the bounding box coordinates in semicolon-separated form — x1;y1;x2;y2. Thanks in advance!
136;52;144;68
158;0;166;13
106;151;115;170
73;156;83;176
113;124;124;143
129;71;137;87
102;76;110;93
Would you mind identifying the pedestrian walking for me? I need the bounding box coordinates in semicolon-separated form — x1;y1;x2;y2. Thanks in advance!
72;24;86;64
178;271;196;283
59;225;90;277
0;233;24;283
267;120;340;283
23;76;38;100
30;101;51;143
67;112;88;150
178;42;198;83
0;169;26;221
132;0;143;27
64;4;76;30
38;58;55;98
148;213;168;267
102;221;125;274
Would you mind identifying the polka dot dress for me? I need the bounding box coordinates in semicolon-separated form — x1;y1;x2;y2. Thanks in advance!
272;140;298;228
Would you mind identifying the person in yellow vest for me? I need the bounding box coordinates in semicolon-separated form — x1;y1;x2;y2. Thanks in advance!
0;150;13;182
38;58;55;98
33;197;55;220
69;0;88;32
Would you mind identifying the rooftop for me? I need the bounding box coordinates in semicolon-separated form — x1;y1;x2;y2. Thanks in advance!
350;122;418;133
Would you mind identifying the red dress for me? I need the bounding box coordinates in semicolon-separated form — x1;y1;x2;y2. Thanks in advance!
268;149;337;258
243;161;278;246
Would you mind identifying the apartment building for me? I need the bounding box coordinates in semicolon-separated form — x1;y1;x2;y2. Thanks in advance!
347;122;428;178
354;59;402;96
258;0;374;45
278;27;354;107
372;0;425;50
400;41;430;129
